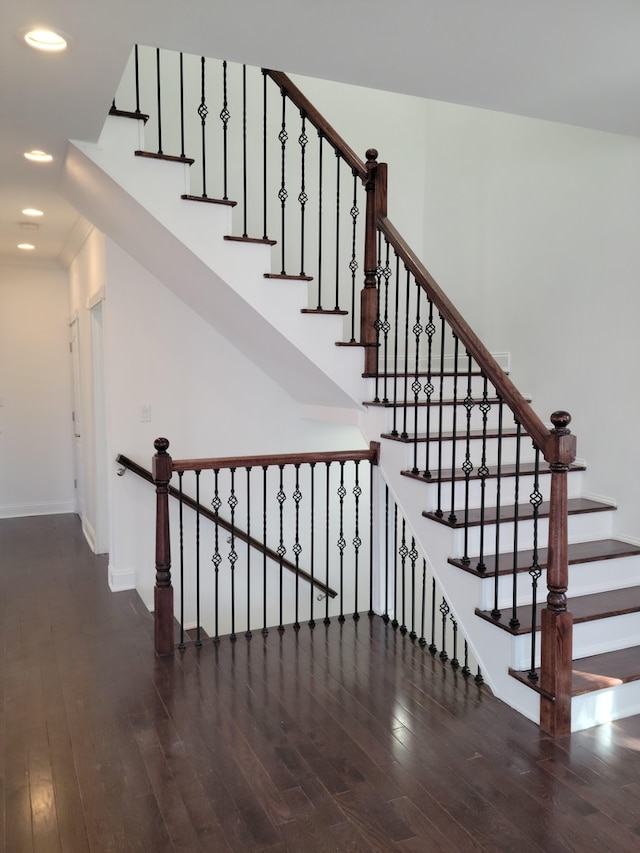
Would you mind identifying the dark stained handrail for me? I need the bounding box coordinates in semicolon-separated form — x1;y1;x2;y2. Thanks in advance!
116;452;338;599
265;70;368;181
170;442;380;473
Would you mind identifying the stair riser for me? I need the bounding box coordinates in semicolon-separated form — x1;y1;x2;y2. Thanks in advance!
363;374;506;403
420;470;585;513
572;681;640;732
454;510;614;558
376;404;534;437
512;611;640;670
478;555;640;611
397;435;538;469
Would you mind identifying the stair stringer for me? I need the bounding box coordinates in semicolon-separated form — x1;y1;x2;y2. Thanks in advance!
61;115;365;410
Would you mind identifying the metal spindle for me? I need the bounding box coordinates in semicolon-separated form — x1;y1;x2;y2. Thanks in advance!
528;448;543;681
337;461;346;622
212;469;221;643
178;471;185;650
179;53;185;158
448;335;460;523
392;503;399;630
293;464;302;630
316;134;324;308
461;352;474;563
368;461;374;618
409;537;418;640
309;462;316;628
324;462;331;625
476;377;491;572
423;300;435;477
228;468;238;641
391;253;401;436
220;60;230;200
400;268;411;439
462;640;471;677
195;470;201;646
349;173;360;340
411;278;422;472
383;484;390;622
439;598;449;661
242;65;248;237
450;614;460;669
134;45;141;114
429;577;437;654
353;460;361;620
380;239;392;403
434;315;446;517
492;398;504;620
155;48;163;154
277;465;286;633
510;422;523;629
245;467;252;639
198;57;208;197
278;92;288;274
262;466;268;636
262;70;268;239
298;113;308;277
399;518;408;634
334;154;341;310
419;559;427;647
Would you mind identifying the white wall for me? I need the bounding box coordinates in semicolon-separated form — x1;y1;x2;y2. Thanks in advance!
101;238;366;603
420;101;640;540
0;263;74;517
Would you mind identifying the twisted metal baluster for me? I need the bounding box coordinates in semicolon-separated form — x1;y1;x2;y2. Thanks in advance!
528;448;543;681
198;57;209;197
278;92;288;273
439;598;449;661
399;518;408;635
476;377;491;573
349;173;360;341
228;468;238;641
510;422;523;630
245;467;252;639
448;335;460;524
409;537;418;641
423;300;435;477
461;351;475;564
220;60;230;200
298;112;308;277
352;460;362;620
277;464;286;633
450;613;460;669
211;469;221;643
337;461;346;622
293;464;302;630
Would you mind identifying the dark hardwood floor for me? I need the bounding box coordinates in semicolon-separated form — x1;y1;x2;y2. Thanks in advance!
2;514;640;852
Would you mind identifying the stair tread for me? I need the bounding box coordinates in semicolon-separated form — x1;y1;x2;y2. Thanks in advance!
424;497;614;529
449;538;640;576
477;584;640;635
403;460;585;484
510;645;640;696
382;427;526;443
364;396;526;408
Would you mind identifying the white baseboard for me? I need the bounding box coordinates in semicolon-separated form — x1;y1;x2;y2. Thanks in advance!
108;562;136;592
82;515;97;552
0;500;75;519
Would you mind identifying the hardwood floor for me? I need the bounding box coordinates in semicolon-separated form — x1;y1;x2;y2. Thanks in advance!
2;514;640;852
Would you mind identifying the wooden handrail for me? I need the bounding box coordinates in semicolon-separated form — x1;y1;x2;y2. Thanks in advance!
116;452;338;599
377;216;552;457
265;70;368;181
170;443;380;473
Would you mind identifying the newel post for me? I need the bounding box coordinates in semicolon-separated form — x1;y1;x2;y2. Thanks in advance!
539;411;576;737
153;437;174;655
361;149;387;375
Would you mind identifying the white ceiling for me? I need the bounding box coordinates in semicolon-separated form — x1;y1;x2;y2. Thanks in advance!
2;0;640;267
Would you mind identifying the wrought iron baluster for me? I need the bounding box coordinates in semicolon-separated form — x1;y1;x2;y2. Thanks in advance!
293;464;302;630
309;462;316;628
324;462;331;625
380;239;392;403
278;92;288;274
399;518;408;635
179;53;185;159
492;397;504;619
476;377;491;573
429;577;437;654
198;57;209;197
391;252;401;436
242;64;248;237
528;447;543;681
211;469;221;643
245;467;252;639
450;613;460;669
337;461;346;622
178;471;185;650
409;537;418;641
277;464;286;633
461;351;475;563
392;503;399;630
334;153;341;310
383;483;390;622
448;335;460;524
220;60;230;200
262;70;268;240
134;45;141;114
434;314;446;517
439;597;449;661
352;460;362;620
423;300;435;477
401;268;411;440
475;667;484;685
316;134;324;308
298;112;308;277
195;470;201;646
368;460;374;619
510;422;523;629
410;277;423;471
349;173;360;341
262;465;268;636
462;640;471;677
419;559;427;647
228;467;238;641
155;48;163;155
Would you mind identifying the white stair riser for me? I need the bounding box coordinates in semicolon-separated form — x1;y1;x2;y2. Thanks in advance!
363;374;512;403
374;403;538;436
572;680;640;732
397;435;538;470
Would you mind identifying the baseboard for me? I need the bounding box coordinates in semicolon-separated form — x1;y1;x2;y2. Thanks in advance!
0;500;75;519
108;562;136;592
82;515;97;552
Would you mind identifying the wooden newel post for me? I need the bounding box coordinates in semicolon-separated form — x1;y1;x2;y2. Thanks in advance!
540;411;576;737
361;149;387;375
153;437;174;655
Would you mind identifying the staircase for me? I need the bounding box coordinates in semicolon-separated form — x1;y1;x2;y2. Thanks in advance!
62;51;640;734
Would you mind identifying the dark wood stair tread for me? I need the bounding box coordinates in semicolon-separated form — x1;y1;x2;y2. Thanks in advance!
136;150;195;165
510;645;640;696
382;426;526;443
224;235;277;245
109;106;149;123
476;584;640;635
403;460;585;484
264;273;313;281
181;193;236;206
450;538;640;577
424;497;614;529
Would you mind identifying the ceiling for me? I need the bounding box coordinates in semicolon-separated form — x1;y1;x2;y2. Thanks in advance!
2;0;640;268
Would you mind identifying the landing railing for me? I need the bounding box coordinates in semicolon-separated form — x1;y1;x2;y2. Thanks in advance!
112;46;575;736
150;438;483;682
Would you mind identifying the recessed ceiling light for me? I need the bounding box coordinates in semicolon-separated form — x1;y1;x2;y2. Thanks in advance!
24;149;53;163
24;29;67;52
22;208;44;217
18;243;36;251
